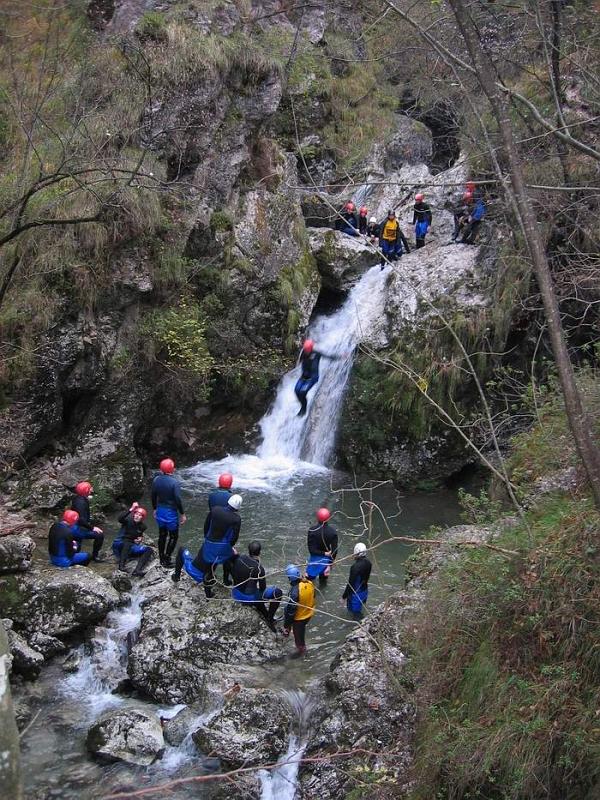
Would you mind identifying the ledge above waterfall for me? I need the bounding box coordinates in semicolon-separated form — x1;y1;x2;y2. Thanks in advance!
308;228;379;291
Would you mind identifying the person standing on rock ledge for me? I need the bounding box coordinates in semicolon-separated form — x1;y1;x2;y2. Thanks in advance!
204;472;235;586
306;507;338;583
70;481;106;562
378;209;410;269
342;542;372;618
152;458;186;568
200;493;243;597
412;193;432;249
283;564;315;656
49;510;91;568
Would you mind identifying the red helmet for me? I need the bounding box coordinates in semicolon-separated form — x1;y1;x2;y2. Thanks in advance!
466;180;476;191
316;507;331;523
302;339;314;354
344;201;355;212
134;507;148;519
75;481;92;497
160;458;175;474
359;206;368;215
415;193;424;202
463;192;473;201
218;473;233;489
62;509;79;526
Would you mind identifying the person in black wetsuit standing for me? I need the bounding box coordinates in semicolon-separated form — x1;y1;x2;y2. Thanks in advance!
151;458;187;568
199;494;242;596
230;541;281;632
294;339;345;417
204;472;235;585
70;481;105;561
342;542;372;617
306;507;339;583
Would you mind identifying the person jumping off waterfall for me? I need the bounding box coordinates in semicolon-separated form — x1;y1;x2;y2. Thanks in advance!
151;458;187;568
306;507;338;583
294;339;344;417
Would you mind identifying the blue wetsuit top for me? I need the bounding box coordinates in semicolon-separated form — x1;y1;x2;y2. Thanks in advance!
151;474;184;513
48;521;75;559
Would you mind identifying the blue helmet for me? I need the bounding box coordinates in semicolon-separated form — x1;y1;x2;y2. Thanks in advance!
286;564;301;581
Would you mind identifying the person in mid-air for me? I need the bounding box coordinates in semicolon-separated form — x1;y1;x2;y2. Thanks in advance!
70;481;105;561
294;339;344;417
151;458;186;568
342;542;371;617
412;193;432;249
112;502;154;577
306;507;338;583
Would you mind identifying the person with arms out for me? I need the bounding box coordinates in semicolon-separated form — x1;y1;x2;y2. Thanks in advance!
294;339;345;417
70;481;105;562
230;541;281;632
412;193;432;249
283;564;315;656
200;494;242;597
49;510;91;568
342;542;372;617
378;210;410;269
306;507;338;584
151;458;186;568
112;503;154;577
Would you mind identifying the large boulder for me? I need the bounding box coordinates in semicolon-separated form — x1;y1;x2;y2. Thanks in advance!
86;707;165;766
308;229;378;291
4;621;44;680
0;534;35;574
192;688;293;769
4;568;120;639
128;574;285;704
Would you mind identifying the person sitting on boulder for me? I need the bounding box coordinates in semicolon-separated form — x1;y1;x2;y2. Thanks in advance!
357;205;368;235
204;472;235;585
283;565;315;656
366;216;380;244
336;201;359;237
378;209;410;269
230;541;281;632
306;507;338;583
151;458;187;568
294;339;345;417
459;193;486;245
49;510;91;568
342;542;372;618
172;544;206;588
200;494;243;597
412;193;432;249
112;503;154;577
70;481;105;562
452;192;474;242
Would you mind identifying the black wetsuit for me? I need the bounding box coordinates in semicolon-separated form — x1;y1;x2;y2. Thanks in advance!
204;488;234;584
230;553;279;629
70;495;104;558
342;556;372;614
412;201;432;248
358;214;368;235
151;473;185;565
197;505;241;596
49;522;91;567
294;349;342;416
306;521;338;582
114;511;153;575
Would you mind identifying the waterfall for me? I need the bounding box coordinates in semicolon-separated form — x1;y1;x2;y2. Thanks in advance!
258;264;388;466
259;690;315;800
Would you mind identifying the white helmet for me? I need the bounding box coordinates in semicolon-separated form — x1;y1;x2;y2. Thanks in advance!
369;216;377;224
228;494;243;511
353;542;367;557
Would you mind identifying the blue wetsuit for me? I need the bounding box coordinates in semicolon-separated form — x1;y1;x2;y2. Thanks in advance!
294;349;341;416
70;495;104;559
230;553;281;629
201;505;240;567
342;557;372;615
306;521;338;581
412;201;432;248
151;473;185;564
48;521;91;568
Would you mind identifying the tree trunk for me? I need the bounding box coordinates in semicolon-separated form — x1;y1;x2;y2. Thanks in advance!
0;620;22;800
448;0;600;509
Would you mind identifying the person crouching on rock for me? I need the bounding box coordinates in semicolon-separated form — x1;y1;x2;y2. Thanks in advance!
49;510;91;568
378;209;410;269
294;339;345;417
336;201;359;237
358;205;368;235
200;493;243;597
151;458;187;568
230;541;281;632
342;542;371;618
204;472;235;586
306;507;338;584
366;216;380;245
70;481;105;562
112;502;154;577
283;565;315;657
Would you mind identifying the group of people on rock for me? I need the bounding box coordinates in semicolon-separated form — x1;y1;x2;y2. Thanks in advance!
335;182;486;265
47;462;373;656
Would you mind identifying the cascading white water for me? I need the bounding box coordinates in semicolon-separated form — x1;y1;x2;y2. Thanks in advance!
258;690;315;800
258;264;388;466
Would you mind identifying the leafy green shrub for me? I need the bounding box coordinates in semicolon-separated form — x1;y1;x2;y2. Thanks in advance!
210;210;234;232
458;487;503;525
135;12;168;42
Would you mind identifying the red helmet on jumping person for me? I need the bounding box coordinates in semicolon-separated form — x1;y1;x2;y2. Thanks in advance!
344;201;355;212
316;507;331;523
359;206;368;215
75;481;92;497
62;509;79;526
415;193;424;202
160;458;175;474
218;473;233;489
303;339;314;354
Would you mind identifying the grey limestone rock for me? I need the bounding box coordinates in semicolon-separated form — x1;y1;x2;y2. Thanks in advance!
0;534;35;574
86;707;165;766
